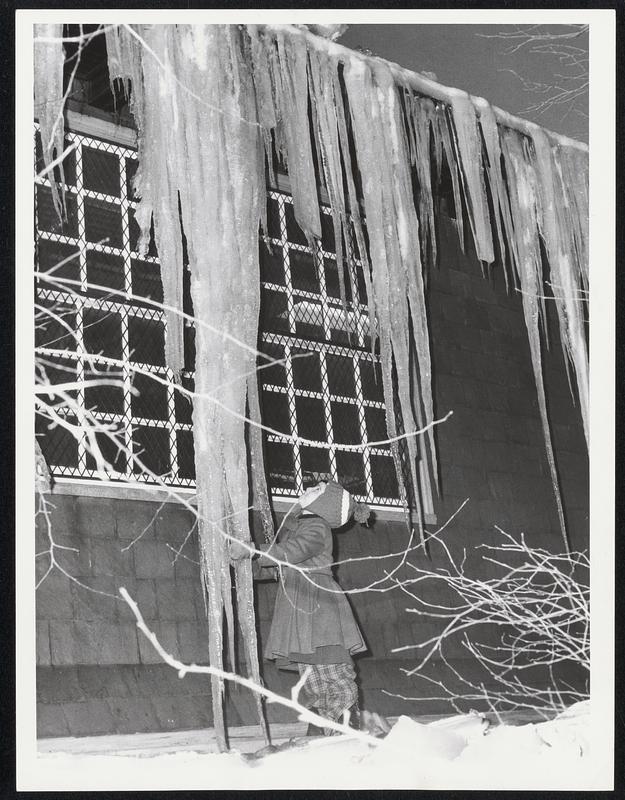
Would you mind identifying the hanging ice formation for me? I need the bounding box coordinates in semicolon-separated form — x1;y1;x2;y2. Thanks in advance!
104;24;272;752
28;20;586;744
34;23;66;218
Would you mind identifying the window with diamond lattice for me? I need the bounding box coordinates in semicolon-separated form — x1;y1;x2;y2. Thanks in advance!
35;123;407;506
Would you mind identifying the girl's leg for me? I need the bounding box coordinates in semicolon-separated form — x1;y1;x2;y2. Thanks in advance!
312;663;358;735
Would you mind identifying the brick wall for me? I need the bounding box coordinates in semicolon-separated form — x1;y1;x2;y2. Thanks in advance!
36;215;588;737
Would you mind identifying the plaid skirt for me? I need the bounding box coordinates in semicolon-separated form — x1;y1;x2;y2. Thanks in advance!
297;662;358;734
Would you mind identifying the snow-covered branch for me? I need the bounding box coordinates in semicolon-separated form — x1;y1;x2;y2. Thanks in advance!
119;586;380;745
385;527;589;716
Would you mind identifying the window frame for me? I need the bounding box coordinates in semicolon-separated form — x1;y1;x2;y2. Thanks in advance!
35;112;435;517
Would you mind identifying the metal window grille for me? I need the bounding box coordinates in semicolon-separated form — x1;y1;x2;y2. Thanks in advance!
35;124;408;506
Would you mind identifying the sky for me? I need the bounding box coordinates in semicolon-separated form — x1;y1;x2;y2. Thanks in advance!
338;24;589;143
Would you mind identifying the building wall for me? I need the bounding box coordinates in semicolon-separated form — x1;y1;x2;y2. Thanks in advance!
36;215;588;738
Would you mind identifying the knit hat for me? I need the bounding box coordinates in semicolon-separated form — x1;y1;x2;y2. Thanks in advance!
305;481;371;529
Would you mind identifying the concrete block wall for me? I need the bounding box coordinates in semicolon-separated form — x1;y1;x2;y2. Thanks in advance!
36;215;588;737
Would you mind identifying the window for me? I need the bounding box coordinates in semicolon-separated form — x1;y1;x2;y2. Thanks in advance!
35;123;402;505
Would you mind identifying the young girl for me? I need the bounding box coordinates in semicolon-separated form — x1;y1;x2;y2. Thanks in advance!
231;480;371;734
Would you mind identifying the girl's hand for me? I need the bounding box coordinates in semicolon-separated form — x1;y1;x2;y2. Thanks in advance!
230;540;252;560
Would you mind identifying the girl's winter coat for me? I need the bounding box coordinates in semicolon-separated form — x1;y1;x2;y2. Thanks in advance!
257;513;366;668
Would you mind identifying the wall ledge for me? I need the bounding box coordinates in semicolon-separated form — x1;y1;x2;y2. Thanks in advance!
49;478;436;524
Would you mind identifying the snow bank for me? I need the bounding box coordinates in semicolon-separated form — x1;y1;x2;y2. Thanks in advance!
27;701;605;791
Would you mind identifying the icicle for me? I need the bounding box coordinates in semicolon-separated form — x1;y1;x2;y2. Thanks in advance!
500;129;569;552
531;129;588;448
234;558;270;743
307;47;355;334
139;26;185;376
273;32;322;242
407;92;437;270
106;23;271;751
343;56;437;538
247;374;275;543
436;106;465;251
448;91;494;264
331;66;377;348
474;97;516;290
246;25;277;183
34;23;66;220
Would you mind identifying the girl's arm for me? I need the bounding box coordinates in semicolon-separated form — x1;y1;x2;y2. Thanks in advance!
257;518;327;567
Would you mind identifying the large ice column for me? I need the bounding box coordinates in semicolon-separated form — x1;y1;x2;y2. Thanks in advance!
449;91;494;265
531;129;589;448
474;97;518;290
342;56;437;535
105;24;185;376
106;24;271;751
271;32;322;244
500;128;569;551
402;89;438;270
34;23;66;219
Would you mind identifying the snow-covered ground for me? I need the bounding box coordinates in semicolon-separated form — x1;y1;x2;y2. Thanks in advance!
23;700;610;791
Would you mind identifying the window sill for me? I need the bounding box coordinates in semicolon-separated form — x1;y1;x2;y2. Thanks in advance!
49;478;436;524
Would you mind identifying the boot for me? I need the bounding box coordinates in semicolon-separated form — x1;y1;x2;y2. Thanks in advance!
306;709;326;737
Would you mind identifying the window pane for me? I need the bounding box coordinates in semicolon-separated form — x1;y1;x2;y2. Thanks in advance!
129;213;158;257
85;426;127;473
331;402;360;445
183;265;193;316
35;131;76;185
132;425;171;476
176;430;195;480
36;240;80;283
86;251;125;294
82;146;121;196
259;243;284;285
324;258;353;303
260;287;290;334
262;390;291;435
36;412;78;469
300;446;330;487
131;372;168;420
290;250;319;294
295;396;325;441
36;356;78;405
285;202;307;246
259;341;286;388
174;376;194;424
365;407;389;448
292;348;321;392
36;186;78;238
371;454;399;499
336;451;366;496
84;197;123;248
266;196;282;240
293;296;324;340
128;317;165;365
326;353;356;398
355;262;369;305
264;441;295;490
83;308;123;360
320;212;335;253
84;364;124;415
183;324;195;370
360;360;384;402
132;259;163;303
35;299;77;352
125;157;138;199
